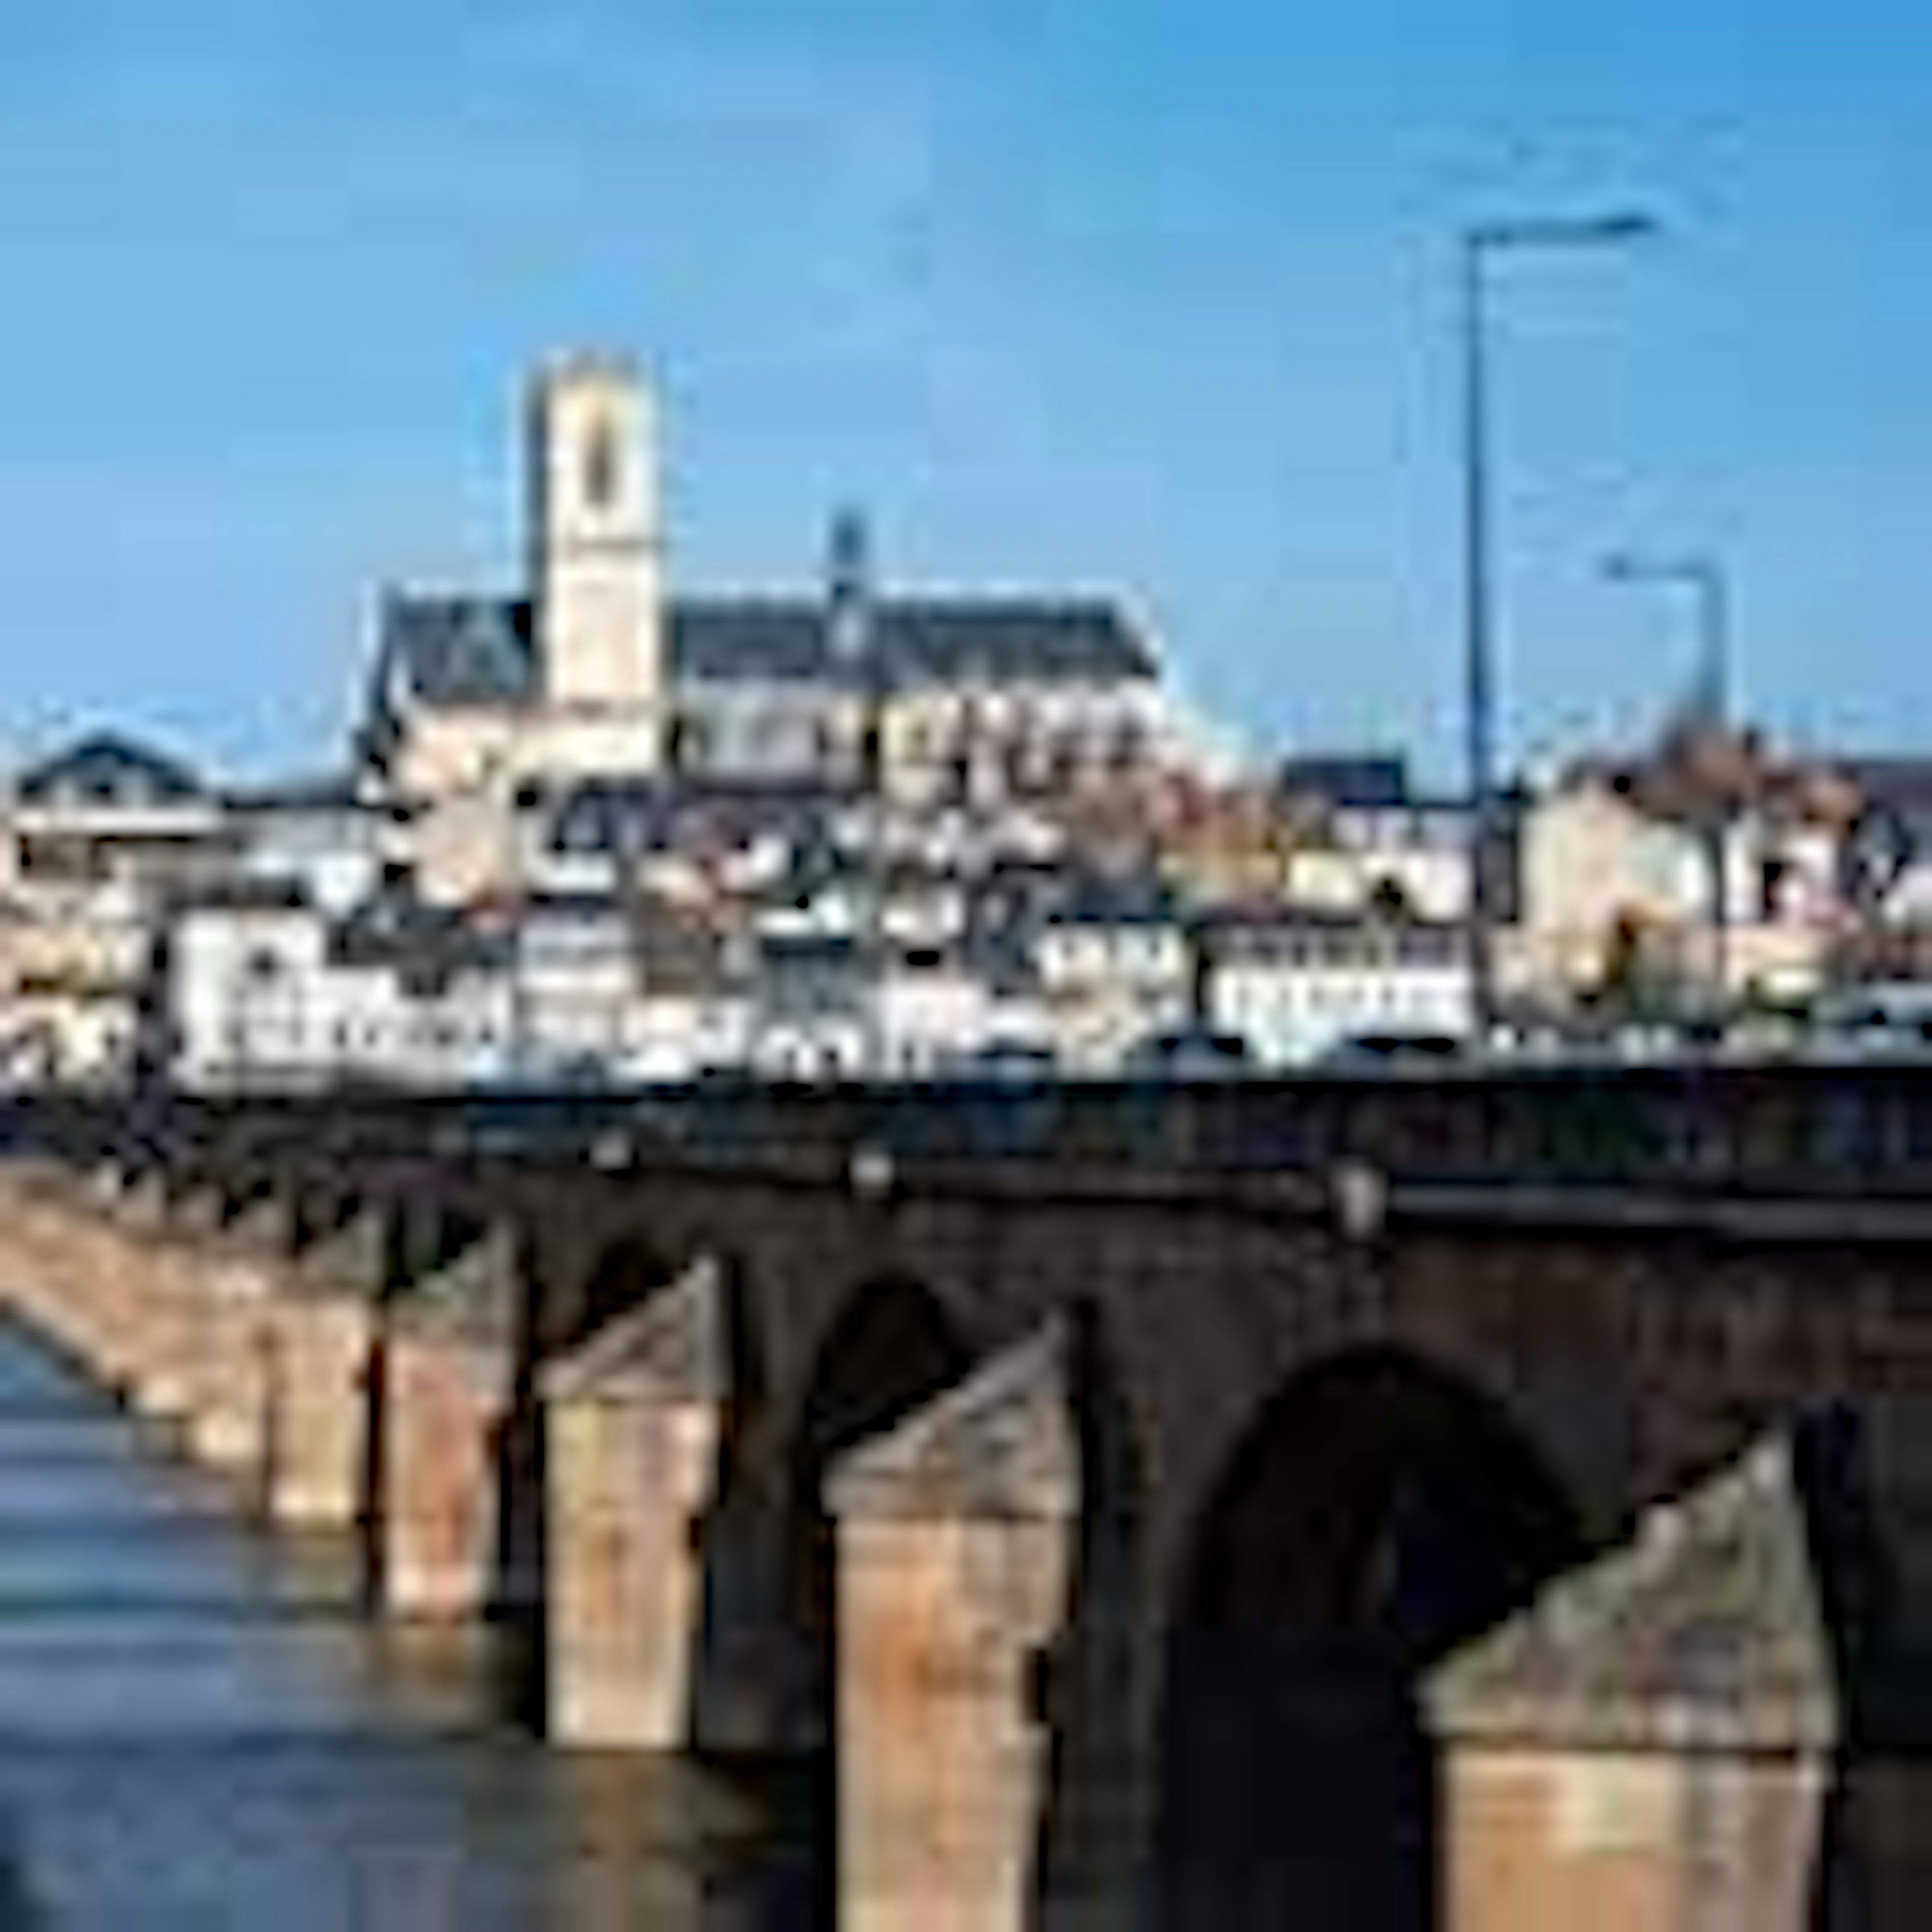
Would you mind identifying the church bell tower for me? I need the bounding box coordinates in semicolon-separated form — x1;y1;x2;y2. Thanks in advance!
529;355;666;763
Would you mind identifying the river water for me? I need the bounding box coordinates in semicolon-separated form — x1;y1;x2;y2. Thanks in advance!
0;1317;821;1930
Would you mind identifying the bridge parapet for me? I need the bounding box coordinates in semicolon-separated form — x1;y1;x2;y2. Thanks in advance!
22;1062;1932;1212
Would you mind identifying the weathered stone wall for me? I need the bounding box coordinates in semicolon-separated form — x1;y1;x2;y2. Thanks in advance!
1443;1747;1829;1932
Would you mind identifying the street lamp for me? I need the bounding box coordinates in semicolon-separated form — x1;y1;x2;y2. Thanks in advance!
827;506;887;1082
1601;549;1733;1008
1460;209;1661;1045
1600;551;1729;734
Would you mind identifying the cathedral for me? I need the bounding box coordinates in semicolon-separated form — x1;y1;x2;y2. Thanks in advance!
359;355;1169;807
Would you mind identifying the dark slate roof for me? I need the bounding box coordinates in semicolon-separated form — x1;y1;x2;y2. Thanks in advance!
750;932;866;1017
1043;872;1183;928
548;781;679;859
546;774;846;859
376;594;538;710
15;732;207;807
371;591;1155;721
1841;757;1932;857
220;773;379;815
518;891;634;925
672;598;1156;687
169;878;311;914
958;923;1040;997
1200;907;1469;960
1278;754;1412;810
1839;756;1932;807
328;891;513;980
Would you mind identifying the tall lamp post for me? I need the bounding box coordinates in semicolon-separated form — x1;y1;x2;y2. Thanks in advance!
827;506;886;1082
1460;210;1660;1045
1602;550;1733;1008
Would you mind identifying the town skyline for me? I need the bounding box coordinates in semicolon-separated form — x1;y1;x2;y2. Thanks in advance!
5;4;1932;780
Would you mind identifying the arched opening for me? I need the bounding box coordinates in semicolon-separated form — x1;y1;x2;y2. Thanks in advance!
1036;1301;1150;1905
783;1277;970;1753
1157;1348;1584;1931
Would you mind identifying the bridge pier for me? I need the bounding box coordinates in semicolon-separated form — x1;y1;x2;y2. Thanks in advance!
100;1169;198;1426
1426;1427;1842;1931
0;1163;194;1421
175;1195;283;1493
381;1227;520;1621
542;1257;728;1750
828;1322;1078;1932
265;1205;386;1528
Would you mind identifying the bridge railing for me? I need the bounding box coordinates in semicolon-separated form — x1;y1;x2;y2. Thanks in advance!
12;1060;1932;1202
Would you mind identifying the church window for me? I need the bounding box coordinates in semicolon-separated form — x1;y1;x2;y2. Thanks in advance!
584;419;621;511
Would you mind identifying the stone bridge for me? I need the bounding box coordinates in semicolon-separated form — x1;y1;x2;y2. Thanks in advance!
3;1070;1932;1929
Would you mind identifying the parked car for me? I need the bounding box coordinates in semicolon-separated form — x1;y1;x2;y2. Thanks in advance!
1316;1031;1465;1070
957;1041;1061;1084
1812;984;1932;1055
1123;1027;1254;1080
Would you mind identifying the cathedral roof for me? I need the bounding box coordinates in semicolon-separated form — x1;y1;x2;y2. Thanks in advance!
365;591;1156;734
669;596;1156;687
374;594;538;712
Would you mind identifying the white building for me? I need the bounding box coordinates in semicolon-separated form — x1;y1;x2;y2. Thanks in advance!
0;734;239;1083
1277;756;1473;924
1514;738;1857;1007
1204;913;1473;1067
1034;881;1193;1073
165;892;517;1091
224;777;403;915
513;895;638;1072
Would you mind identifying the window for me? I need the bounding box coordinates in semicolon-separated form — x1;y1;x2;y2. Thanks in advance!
584;419;621;511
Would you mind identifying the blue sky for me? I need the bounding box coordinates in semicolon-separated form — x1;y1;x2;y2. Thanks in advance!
1;1;1930;780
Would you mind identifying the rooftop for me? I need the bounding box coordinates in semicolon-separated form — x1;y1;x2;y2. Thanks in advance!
369;591;1157;725
14;732;209;808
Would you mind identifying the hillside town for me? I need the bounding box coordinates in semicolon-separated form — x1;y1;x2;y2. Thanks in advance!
0;352;1924;1091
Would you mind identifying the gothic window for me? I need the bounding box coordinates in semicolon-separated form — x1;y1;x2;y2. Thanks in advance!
584;418;621;512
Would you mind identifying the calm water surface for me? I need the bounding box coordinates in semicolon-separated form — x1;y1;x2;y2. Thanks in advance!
0;1317;819;1930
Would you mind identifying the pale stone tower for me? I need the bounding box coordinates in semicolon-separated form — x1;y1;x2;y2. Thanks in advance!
529;355;666;763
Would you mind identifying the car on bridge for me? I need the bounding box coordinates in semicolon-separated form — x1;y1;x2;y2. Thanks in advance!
955;1041;1063;1085
1809;983;1932;1058
1315;1030;1467;1072
1121;1026;1256;1081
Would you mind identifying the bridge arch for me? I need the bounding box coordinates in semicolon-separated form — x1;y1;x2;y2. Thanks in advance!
1155;1343;1585;1931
